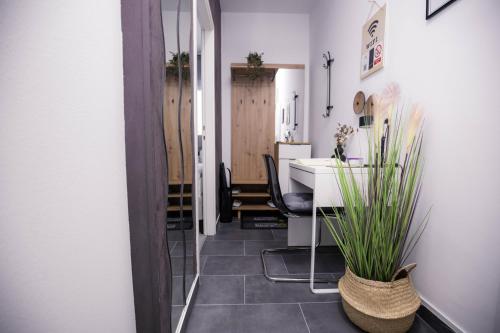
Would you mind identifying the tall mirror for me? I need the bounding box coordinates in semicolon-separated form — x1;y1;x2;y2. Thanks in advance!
161;0;197;331
275;68;306;143
194;5;204;271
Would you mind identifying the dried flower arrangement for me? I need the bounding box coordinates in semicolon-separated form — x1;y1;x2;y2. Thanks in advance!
333;123;357;161
335;123;356;146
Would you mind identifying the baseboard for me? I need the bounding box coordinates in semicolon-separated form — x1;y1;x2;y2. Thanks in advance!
419;296;465;333
178;276;199;333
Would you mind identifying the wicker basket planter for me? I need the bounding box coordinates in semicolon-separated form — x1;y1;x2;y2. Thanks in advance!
338;264;421;333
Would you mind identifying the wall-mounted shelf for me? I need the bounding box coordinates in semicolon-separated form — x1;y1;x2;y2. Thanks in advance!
232;192;270;198
233;204;277;211
275;141;311;145
168;193;192;198
231;65;277;82
231;63;305;69
232;180;268;185
167;205;193;212
230;63;305;82
233;203;278;221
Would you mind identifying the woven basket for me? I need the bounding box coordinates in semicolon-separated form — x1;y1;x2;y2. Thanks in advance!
338;264;421;333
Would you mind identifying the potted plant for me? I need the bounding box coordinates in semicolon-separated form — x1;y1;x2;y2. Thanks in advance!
246;52;264;80
166;51;190;80
323;84;430;333
332;123;356;162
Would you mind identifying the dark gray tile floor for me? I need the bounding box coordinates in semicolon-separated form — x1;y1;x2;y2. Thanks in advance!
185;221;437;333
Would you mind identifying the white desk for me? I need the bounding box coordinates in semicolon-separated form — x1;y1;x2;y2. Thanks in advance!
289;161;367;294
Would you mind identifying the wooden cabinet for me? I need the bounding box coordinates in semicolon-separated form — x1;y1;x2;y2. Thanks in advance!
231;78;275;184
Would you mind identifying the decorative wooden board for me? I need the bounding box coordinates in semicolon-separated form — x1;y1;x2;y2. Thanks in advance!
164;76;193;183
231;77;275;183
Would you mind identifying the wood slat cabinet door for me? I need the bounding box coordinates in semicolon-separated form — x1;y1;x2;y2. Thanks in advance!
164;76;193;184
231;78;275;183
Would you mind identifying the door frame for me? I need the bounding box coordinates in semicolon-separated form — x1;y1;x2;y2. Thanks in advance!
198;0;217;236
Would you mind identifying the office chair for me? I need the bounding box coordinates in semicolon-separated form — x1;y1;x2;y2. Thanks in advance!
262;154;338;283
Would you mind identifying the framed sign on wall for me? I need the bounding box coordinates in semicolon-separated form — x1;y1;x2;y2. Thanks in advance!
361;5;386;79
426;0;457;20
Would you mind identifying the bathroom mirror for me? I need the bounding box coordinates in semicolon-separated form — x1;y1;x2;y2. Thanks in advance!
275;68;306;143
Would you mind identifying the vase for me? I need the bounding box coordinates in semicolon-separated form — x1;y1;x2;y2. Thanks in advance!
338;265;421;333
332;145;346;162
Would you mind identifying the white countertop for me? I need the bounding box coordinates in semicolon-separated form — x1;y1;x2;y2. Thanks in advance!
290;159;366;174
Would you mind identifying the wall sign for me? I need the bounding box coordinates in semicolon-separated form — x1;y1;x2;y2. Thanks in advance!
426;0;457;20
361;5;386;79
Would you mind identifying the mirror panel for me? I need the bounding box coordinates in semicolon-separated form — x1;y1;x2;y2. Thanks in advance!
275;68;305;143
161;0;196;331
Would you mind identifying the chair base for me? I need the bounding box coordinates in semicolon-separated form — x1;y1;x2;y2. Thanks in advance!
261;247;341;283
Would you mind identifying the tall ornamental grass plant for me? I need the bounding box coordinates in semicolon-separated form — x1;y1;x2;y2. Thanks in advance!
323;84;430;282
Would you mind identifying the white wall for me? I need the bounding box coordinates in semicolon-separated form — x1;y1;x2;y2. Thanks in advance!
221;12;309;167
309;1;500;332
0;1;136;332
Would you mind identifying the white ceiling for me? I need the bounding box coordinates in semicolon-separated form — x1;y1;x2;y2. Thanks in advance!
220;0;315;14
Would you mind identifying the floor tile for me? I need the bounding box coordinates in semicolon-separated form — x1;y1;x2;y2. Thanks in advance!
202;255;287;276
300;302;436;333
211;228;274;241
200;255;208;272
173;275;197;306
245;275;340;304
283;253;345;274
172;305;184;332
185;274;196;295
168;229;195;241
244;240;287;255
171;256;196;277
195;275;244;305
172;276;184;306
409;315;438;333
300;302;360;333
271;229;288;240
416;307;452;332
201;240;244;256
185;304;309;333
171;241;195;257
218;221;241;229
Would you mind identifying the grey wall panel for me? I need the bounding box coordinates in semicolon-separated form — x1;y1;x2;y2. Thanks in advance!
121;0;171;332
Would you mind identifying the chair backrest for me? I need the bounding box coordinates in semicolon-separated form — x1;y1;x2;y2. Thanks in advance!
262;154;291;215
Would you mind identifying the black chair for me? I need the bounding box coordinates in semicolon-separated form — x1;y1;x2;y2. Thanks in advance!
262;154;337;283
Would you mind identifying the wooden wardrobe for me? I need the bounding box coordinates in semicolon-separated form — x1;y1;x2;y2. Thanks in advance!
231;75;275;184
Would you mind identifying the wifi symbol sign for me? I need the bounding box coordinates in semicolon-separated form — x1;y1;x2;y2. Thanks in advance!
368;20;379;37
